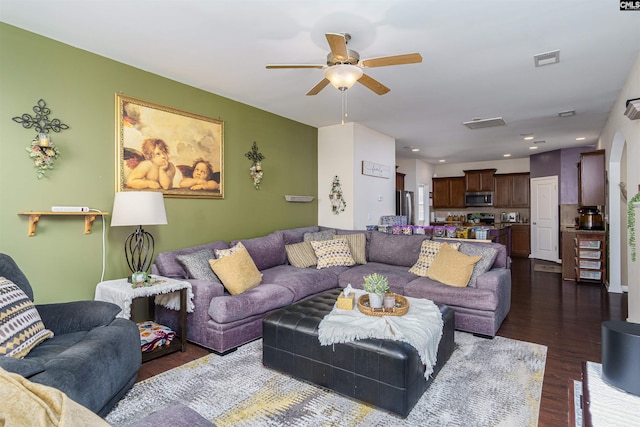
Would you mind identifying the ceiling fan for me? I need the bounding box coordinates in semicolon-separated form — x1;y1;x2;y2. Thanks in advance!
266;33;422;96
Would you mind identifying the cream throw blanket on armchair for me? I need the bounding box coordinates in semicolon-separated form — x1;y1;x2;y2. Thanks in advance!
318;290;444;378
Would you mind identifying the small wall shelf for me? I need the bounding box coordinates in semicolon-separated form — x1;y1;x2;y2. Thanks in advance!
284;195;314;203
18;211;108;236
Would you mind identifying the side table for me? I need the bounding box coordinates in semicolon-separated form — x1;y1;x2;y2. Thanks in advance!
95;276;192;362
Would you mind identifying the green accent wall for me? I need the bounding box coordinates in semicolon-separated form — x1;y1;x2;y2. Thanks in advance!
0;23;318;304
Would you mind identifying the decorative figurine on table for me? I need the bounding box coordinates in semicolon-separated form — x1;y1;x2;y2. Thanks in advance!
131;271;151;288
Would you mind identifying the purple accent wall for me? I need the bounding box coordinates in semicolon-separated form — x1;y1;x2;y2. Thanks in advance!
530;150;561;179
530;146;596;204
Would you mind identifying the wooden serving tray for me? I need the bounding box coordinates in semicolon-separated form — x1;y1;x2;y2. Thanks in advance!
358;293;410;317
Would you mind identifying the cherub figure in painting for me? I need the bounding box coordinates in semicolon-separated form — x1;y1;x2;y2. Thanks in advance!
178;158;220;191
126;138;176;190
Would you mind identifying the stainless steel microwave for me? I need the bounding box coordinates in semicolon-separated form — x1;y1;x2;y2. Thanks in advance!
465;191;493;207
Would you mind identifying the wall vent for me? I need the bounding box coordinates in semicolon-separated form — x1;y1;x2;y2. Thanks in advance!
462;117;506;129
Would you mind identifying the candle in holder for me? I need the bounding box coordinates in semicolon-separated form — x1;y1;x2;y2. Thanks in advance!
38;133;50;147
383;294;396;309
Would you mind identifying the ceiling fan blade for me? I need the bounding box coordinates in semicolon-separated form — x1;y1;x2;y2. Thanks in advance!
325;33;348;61
358;73;390;95
266;64;325;69
360;53;422;68
306;78;330;96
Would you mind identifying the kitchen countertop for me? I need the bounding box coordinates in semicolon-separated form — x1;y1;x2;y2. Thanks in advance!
561;226;606;234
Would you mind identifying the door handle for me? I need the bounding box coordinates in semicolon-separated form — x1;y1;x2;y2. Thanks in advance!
532;222;537;225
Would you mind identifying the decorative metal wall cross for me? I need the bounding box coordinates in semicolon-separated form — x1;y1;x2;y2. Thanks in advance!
245;141;265;190
12;99;69;134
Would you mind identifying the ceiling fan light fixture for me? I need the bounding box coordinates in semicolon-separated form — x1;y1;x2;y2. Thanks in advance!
324;64;363;90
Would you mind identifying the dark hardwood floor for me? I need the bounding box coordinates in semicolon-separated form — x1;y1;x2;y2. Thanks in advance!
137;257;628;426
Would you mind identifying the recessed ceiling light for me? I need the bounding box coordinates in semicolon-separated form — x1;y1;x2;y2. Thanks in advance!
558;110;576;117
534;50;560;67
503;154;511;157
439;159;446;163
529;146;538;150
411;148;420;152
576;137;586;141
520;133;534;140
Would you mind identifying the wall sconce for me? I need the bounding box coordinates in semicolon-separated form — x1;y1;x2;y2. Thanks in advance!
244;141;265;190
329;175;347;214
12;99;69;178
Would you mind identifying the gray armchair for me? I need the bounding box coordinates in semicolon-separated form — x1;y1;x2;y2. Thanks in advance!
0;253;141;416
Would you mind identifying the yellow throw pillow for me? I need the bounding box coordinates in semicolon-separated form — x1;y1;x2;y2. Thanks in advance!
285;241;317;268
333;233;367;264
426;244;482;287
0;277;53;358
409;240;460;276
310;239;356;269
209;247;262;295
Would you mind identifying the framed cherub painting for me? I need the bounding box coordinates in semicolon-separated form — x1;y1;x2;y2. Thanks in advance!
116;94;224;199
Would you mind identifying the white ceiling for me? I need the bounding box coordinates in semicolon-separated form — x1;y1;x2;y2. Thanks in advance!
2;0;639;164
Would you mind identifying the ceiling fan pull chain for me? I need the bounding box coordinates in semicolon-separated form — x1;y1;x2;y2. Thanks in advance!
341;88;347;125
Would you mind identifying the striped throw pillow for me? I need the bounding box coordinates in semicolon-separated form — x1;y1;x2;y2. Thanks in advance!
285;241;317;268
0;277;53;358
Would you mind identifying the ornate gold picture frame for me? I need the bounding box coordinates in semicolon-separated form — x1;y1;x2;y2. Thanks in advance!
116;94;224;198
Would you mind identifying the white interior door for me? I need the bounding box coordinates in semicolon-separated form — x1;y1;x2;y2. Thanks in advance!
531;176;559;262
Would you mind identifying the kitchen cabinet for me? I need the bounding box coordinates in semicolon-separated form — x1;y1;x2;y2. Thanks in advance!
510;224;530;257
493;173;530;208
490;226;511;257
561;231;577;280
578;149;605;207
432;177;465;208
464;169;496;192
396;172;405;191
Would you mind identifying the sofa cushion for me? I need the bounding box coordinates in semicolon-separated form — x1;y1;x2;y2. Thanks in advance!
409;240;461;276
367;232;430;267
261;264;341;301
284;241;317;268
405;277;499;311
176;249;221;284
425;244;482;287
0;278;53;358
459;243;499;287
304;229;336;242
333;233;367;264
280;226;320;245
310;239;356;269
154;241;229;279
215;241;245;258
338;263;417;295
209;247;262;295
230;232;287;271
208;283;295;324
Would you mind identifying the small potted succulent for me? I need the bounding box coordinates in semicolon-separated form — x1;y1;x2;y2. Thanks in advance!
362;273;390;309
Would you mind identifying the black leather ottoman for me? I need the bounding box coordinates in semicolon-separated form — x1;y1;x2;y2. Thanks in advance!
262;288;455;418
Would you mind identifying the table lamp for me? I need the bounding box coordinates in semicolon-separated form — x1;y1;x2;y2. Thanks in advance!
111;191;168;282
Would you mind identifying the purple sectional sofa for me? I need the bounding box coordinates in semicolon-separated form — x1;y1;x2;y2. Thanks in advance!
153;226;511;354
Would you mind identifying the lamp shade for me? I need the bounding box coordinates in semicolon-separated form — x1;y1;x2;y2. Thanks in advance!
324;64;363;90
111;191;167;227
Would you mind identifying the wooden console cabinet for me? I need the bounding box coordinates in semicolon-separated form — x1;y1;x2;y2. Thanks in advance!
561;230;606;284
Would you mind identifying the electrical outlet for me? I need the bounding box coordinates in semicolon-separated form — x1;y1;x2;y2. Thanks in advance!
378;195;383;201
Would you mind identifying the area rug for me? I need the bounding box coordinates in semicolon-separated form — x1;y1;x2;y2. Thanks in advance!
106;332;547;427
584;362;640;426
534;264;562;273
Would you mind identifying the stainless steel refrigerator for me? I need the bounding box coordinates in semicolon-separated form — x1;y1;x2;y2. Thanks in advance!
395;190;415;225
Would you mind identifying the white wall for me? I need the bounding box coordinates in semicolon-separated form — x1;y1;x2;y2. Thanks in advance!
598;53;640;322
433;158;530;177
318;123;395;230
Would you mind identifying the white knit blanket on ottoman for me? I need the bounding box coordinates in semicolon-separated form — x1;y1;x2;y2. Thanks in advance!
318;290;443;378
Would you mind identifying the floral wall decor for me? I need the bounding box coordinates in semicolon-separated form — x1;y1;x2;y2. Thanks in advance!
329;175;346;214
12;99;69;179
245;141;265;189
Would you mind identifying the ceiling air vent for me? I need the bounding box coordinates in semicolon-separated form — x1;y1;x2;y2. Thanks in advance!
534;50;560;67
462;117;506;129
